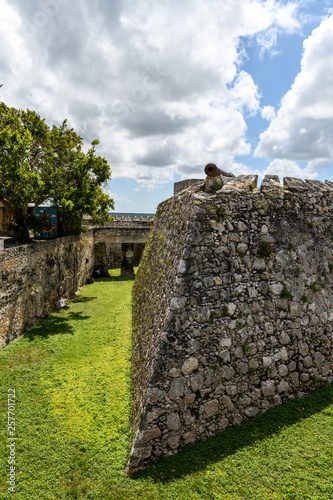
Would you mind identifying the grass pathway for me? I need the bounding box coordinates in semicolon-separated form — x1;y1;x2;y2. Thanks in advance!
0;274;133;499
0;273;333;499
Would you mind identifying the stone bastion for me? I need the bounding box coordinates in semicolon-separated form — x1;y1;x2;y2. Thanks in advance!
126;174;333;476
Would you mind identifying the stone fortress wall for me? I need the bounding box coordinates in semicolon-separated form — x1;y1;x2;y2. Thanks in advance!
0;212;154;348
0;232;94;348
127;174;333;476
1;173;333;477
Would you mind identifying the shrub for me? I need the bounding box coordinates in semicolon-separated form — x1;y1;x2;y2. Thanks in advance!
257;241;274;258
280;286;293;300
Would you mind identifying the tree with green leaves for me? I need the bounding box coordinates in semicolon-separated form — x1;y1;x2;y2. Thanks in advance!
0;102;114;242
49;121;114;235
0;102;54;242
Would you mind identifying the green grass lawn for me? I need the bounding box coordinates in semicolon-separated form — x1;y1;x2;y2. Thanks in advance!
0;271;333;499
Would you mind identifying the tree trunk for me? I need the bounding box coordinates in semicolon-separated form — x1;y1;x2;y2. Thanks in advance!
14;209;31;244
0;201;31;243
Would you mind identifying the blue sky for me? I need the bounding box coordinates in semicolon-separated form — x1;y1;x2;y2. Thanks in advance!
1;0;333;213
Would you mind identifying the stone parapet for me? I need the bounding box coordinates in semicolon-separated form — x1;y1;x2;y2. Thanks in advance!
174;179;203;195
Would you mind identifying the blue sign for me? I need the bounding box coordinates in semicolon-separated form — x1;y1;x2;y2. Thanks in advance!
35;207;57;239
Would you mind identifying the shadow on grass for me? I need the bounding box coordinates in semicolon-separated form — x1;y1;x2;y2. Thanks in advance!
96;276;136;283
136;384;333;483
23;312;90;342
71;296;97;303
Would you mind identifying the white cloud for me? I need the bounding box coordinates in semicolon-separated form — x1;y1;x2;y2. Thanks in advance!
105;190;133;210
0;0;301;191
256;27;279;57
230;71;261;115
256;14;333;163
263;159;318;180
261;105;276;121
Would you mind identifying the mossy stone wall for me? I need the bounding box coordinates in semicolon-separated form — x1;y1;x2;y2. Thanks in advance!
127;175;333;476
0;232;94;347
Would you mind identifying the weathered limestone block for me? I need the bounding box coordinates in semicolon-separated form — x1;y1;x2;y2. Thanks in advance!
223;175;258;188
167;413;181;431
278;365;289;377
190;374;204;392
169;378;186;399
181;357;199;375
245;406;259;418
283;177;309;191
261;380;275;396
260;175;281;193
299;342;309;356
166;435;180;449
221;395;234;411
136;428;161;445
263;356;273;368
215;175;259;194
278;380;291;393
183;430;196;444
146;408;166;424
204;400;219;417
305;179;332;192
170;296;187;310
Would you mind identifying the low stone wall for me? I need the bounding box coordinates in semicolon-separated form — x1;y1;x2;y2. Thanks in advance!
0;206;15;236
127;174;333;476
174;179;202;195
0;232;94;348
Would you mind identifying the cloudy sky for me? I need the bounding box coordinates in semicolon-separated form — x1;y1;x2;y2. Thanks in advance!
1;0;333;213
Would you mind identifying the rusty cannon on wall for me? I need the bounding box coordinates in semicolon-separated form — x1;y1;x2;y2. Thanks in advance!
204;163;235;178
174;164;235;196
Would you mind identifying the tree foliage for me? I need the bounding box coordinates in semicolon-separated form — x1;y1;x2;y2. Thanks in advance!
49;121;114;235
0;102;114;242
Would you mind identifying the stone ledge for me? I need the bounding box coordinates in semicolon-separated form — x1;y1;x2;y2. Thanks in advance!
177;174;333;198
